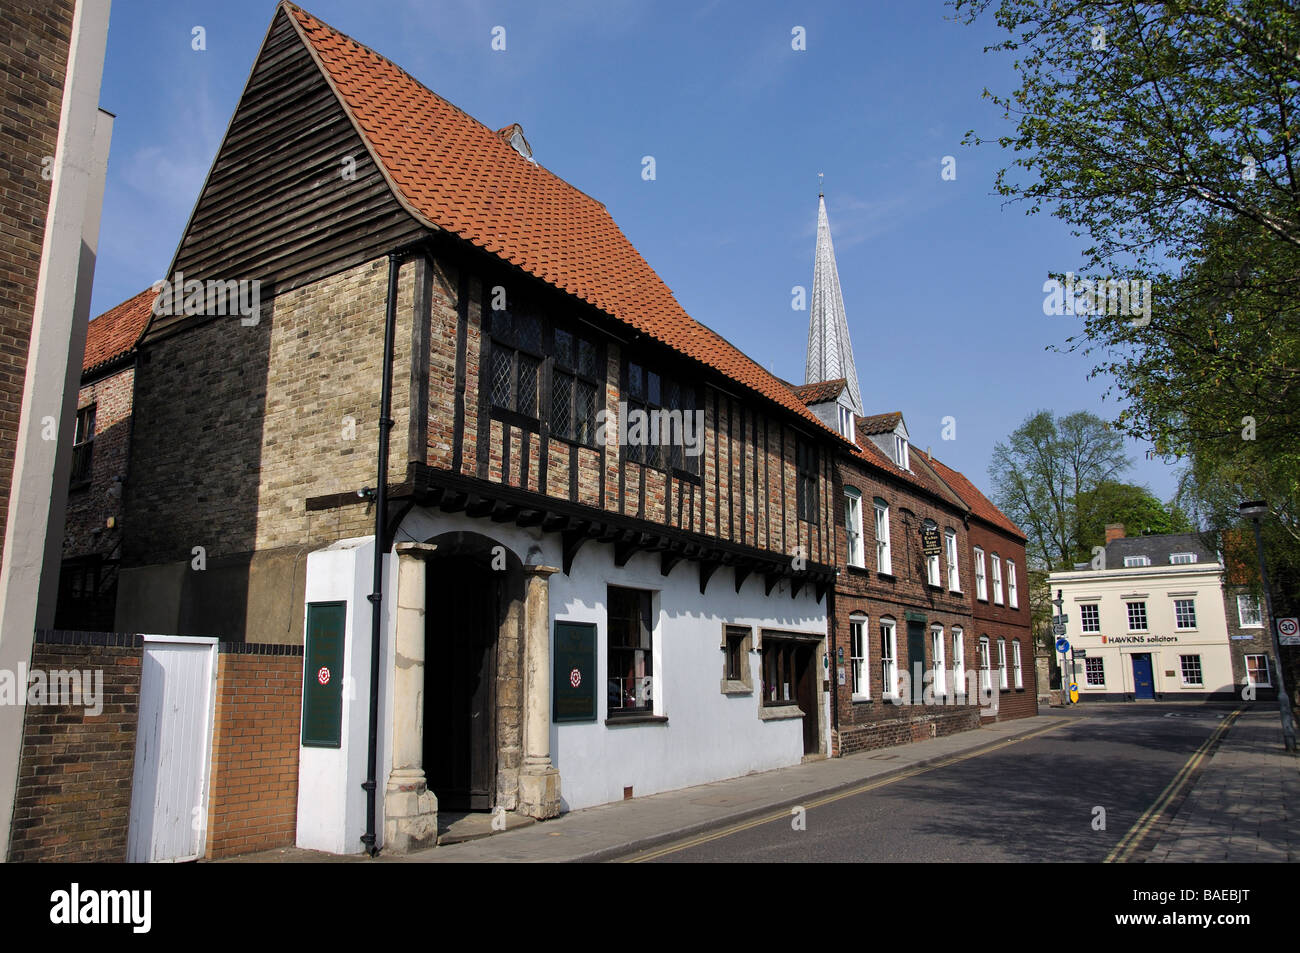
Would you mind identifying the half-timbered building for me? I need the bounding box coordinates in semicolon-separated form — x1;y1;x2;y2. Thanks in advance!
114;3;847;853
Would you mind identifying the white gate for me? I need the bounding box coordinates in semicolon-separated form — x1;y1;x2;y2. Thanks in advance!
127;635;219;863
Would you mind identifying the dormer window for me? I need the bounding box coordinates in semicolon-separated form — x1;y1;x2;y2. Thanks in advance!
894;434;909;470
1123;556;1151;567
1170;553;1197;564
837;404;855;440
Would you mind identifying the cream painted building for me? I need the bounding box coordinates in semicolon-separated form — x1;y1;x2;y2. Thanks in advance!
1049;529;1238;702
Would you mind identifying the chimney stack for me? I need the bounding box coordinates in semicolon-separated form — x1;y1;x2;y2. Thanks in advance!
1105;523;1126;543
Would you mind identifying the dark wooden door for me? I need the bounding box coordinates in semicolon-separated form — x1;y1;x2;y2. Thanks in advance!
794;644;819;755
425;561;497;810
907;621;926;705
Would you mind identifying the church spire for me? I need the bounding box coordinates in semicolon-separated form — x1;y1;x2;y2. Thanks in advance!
804;192;863;415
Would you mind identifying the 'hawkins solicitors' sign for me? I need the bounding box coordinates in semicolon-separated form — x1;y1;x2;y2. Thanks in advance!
1100;634;1182;645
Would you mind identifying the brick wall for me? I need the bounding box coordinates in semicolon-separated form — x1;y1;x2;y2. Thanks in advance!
6;632;142;863
0;2;74;573
204;645;303;859
830;455;984;753
6;634;303;862
63;365;134;559
967;520;1037;721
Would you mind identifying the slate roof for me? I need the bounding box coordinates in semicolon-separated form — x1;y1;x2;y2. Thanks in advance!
283;3;844;440
83;287;154;375
1104;532;1218;568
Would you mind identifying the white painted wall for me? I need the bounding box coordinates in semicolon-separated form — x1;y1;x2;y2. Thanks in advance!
397;507;828;814
296;537;396;854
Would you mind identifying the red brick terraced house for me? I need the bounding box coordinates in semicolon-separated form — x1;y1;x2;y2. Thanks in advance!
794;192;1036;756
112;3;854;854
55;287;153;631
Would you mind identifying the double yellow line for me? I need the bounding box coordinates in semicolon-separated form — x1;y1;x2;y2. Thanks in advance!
1105;707;1242;864
622;718;1075;862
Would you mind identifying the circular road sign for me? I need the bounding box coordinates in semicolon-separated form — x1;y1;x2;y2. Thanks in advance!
1055;638;1070;654
1279;618;1298;637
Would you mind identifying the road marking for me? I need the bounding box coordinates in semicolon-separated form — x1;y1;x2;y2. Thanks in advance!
620;718;1078;863
1105;707;1243;864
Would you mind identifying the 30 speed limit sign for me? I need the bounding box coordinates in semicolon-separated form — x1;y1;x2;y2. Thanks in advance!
1279;618;1299;646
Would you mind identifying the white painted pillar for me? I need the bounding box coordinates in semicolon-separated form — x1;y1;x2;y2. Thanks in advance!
517;564;561;819
0;0;112;862
383;542;437;851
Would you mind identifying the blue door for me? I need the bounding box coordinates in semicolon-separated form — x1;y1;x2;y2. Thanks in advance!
1131;654;1154;699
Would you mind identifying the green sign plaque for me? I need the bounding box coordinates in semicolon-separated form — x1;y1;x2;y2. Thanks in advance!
553;620;597;723
302;601;346;748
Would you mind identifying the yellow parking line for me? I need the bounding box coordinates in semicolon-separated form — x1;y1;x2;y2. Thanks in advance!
622;718;1077;862
1104;707;1242;864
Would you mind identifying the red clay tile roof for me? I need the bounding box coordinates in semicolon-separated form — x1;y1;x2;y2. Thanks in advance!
83;287;154;374
790;379;846;405
283;3;845;442
850;432;965;509
926;455;1025;540
856;411;902;436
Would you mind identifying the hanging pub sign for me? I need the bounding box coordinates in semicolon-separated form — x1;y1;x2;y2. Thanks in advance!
920;524;942;557
553;620;597;723
302;601;346;748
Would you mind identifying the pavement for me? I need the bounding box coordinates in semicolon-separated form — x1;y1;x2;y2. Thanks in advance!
228;703;1299;863
1145;708;1298;863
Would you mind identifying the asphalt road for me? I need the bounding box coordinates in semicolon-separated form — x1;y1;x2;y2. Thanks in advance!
626;705;1234;863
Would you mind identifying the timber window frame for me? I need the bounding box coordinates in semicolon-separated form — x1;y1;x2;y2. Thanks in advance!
997;637;1008;690
607;586;655;717
624;359;699;476
1013;639;1023;689
951;627;965;698
795;440;820;523
1246;654;1271;688
70;403;96;488
1179;654;1203;688
990;553;1003;605
931;623;946;698
550;326;602;447
1080;602;1101;633
1173;598;1197;631
945;528;960;592
874;498;892;574
1126;601;1149;632
489;306;544;419
1006;559;1018;608
974;546;987;601
850;613;869;700
720;624;753;694
845;488;865;568
1085;657;1105;687
924;519;941;587
1237;594;1263;628
978;635;992;695
880;618;898;700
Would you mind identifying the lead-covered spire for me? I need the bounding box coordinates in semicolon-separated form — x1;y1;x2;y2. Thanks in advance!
804;194;862;415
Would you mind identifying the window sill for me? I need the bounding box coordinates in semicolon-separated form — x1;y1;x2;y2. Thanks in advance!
851;693;872;704
1175;628;1198;633
876;571;896;582
846;564;870;576
758;704;805;721
976;597;988;604
720;679;752;696
605;714;668;727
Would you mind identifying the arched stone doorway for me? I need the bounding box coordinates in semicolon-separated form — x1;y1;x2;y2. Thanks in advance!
421;532;525;812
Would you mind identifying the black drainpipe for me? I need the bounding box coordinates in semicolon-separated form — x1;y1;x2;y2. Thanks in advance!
361;250;404;857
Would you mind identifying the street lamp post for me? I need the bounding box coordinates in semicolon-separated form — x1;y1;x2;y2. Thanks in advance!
1053;588;1068;706
1239;501;1297;753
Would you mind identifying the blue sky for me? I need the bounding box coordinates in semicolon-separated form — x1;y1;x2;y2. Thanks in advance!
91;0;1182;501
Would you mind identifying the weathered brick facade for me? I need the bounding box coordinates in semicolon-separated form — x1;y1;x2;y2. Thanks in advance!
0;2;75;574
967;518;1037;721
62;366;133;560
6;633;141;863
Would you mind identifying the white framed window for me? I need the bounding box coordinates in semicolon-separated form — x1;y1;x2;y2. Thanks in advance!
874;499;892;574
931;624;946;697
1246;655;1272;688
1173;598;1197;630
880;618;898;700
997;637;1008;689
1085;657;1105;687
945;529;960;591
952;627;965;697
1006;560;1018;608
1126;601;1148;632
1169;552;1198;564
894;434;910;470
990;554;1003;605
974;547;987;600
1237;594;1263;628
1180;654;1203;687
1012;640;1023;689
924;520;941;586
1123;555;1151;567
844;488;864;568
849;613;869;699
978;636;992;694
1080;603;1101;633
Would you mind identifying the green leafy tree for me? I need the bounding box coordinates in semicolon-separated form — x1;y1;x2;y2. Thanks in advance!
1074;479;1192;561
